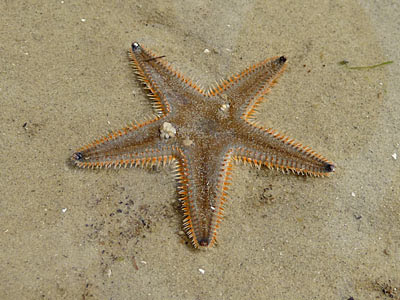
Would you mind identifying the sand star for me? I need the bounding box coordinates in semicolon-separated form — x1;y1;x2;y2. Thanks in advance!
72;42;335;249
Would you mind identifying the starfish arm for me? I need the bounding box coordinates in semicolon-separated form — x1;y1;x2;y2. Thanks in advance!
129;42;205;115
175;145;235;249
233;123;335;176
207;56;287;120
71;117;176;168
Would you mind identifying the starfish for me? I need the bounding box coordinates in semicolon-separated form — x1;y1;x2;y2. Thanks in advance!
72;42;335;249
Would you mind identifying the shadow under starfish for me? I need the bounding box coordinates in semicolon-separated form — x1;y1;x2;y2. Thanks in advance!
71;42;335;249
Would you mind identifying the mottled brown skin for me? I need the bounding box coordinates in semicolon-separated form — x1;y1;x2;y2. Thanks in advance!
72;42;335;249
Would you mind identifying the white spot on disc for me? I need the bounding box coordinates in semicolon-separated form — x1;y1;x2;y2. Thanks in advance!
160;122;176;139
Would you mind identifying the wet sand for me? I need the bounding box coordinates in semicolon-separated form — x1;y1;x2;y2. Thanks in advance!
1;0;399;299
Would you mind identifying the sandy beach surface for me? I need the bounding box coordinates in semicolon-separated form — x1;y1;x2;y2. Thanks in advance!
1;0;399;299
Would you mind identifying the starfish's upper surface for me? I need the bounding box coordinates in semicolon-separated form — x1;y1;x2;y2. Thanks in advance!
72;42;335;249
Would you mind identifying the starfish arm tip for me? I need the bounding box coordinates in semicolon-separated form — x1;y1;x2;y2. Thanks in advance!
72;151;83;162
325;163;336;173
131;42;141;51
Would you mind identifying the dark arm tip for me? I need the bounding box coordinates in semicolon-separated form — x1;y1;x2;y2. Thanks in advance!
72;152;84;161
325;163;335;172
279;56;287;63
131;42;141;51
